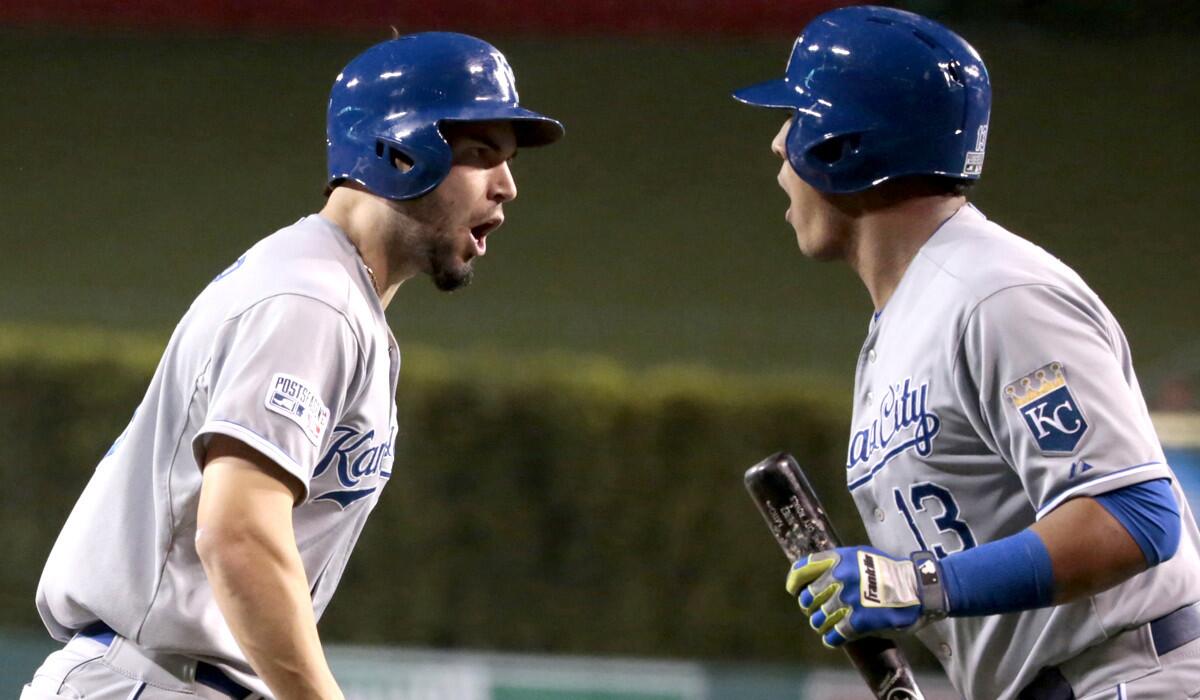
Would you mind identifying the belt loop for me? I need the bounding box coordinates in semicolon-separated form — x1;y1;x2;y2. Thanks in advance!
101;636;195;694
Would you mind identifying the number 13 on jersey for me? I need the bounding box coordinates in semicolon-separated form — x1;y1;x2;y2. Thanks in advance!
893;482;978;559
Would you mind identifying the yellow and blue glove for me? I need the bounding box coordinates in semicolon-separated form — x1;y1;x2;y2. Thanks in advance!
785;547;947;648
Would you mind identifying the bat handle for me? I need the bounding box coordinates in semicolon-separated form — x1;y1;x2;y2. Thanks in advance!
845;637;926;699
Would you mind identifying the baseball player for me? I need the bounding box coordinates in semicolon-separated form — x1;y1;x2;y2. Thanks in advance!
734;7;1200;699
22;32;562;699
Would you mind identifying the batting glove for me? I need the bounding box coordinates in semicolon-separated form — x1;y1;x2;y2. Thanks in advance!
785;547;947;648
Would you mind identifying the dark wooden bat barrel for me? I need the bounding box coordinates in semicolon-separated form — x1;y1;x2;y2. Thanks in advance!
744;452;926;700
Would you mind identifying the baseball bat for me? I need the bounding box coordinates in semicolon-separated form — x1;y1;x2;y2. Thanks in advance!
744;452;925;700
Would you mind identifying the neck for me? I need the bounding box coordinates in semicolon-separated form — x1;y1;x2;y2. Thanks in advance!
843;195;965;311
319;186;418;308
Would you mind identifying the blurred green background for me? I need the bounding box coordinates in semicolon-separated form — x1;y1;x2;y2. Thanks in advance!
3;25;1196;394
2;3;1199;695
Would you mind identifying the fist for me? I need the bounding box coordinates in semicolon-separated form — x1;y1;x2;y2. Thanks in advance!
786;546;931;647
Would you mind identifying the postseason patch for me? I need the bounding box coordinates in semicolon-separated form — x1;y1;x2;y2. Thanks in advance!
265;373;330;446
1004;362;1088;453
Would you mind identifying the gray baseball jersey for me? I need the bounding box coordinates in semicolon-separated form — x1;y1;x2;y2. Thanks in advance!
846;204;1200;700
36;214;399;697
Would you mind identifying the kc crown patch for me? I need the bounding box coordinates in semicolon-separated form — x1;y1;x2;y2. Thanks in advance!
1004;362;1088;453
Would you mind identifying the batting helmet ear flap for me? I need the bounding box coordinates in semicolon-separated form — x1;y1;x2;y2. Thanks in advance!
352;123;454;201
804;132;864;168
788;120;871;192
374;140;414;171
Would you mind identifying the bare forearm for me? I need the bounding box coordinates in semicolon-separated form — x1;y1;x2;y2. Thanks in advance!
935;493;1159;618
1030;496;1146;604
198;438;343;700
199;530;341;699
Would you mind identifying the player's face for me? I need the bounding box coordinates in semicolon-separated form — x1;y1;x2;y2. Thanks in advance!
772;117;850;261
403;121;519;291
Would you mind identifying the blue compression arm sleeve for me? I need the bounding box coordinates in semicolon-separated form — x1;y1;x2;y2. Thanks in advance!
1094;478;1180;566
940;529;1054;617
938;479;1180;617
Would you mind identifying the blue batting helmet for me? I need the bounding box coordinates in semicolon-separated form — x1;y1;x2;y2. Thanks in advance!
327;32;564;201
732;6;990;194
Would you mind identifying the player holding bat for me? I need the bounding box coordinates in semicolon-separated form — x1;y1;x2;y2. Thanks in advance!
733;6;1200;699
745;453;926;699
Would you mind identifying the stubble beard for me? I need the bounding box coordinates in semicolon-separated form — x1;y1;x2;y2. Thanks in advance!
428;235;473;292
399;193;476;293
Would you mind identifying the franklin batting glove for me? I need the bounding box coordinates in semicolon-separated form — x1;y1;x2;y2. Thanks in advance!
785;547;948;648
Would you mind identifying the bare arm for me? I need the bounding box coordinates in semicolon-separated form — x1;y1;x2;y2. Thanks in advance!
196;434;343;700
1031;496;1146;604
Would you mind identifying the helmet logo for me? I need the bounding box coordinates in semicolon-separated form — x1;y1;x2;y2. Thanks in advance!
486;51;520;102
963;124;988;176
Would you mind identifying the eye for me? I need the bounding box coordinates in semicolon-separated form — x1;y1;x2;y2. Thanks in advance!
463;146;494;164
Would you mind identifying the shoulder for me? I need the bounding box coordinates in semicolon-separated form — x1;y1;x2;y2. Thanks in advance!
917;205;1096;311
240;217;356;312
930;212;1122;366
211;217;377;334
179;216;383;373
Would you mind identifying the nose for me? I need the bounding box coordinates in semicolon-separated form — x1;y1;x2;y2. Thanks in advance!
489;161;517;204
771;119;791;160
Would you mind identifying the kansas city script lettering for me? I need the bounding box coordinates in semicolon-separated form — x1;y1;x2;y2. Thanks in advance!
846;377;940;471
313;425;394;487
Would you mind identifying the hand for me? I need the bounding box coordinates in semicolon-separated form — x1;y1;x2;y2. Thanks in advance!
786;546;943;647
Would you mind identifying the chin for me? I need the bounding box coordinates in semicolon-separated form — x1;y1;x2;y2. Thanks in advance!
804;248;843;262
431;261;474;292
425;238;476;292
795;230;841;261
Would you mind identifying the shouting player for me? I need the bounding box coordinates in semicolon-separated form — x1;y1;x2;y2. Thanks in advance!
734;6;1200;699
23;33;562;699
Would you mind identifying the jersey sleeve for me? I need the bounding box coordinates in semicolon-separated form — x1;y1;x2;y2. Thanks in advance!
192;295;363;498
958;283;1170;518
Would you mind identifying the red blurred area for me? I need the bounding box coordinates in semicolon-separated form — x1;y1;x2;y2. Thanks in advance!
0;0;851;35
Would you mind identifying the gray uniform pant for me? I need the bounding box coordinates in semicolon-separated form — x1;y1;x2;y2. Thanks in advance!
21;634;263;700
1076;636;1200;699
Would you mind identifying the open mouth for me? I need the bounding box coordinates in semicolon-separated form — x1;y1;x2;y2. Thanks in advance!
469;217;503;256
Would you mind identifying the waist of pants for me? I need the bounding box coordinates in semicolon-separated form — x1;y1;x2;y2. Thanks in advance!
78;622;254;700
1019;602;1200;700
